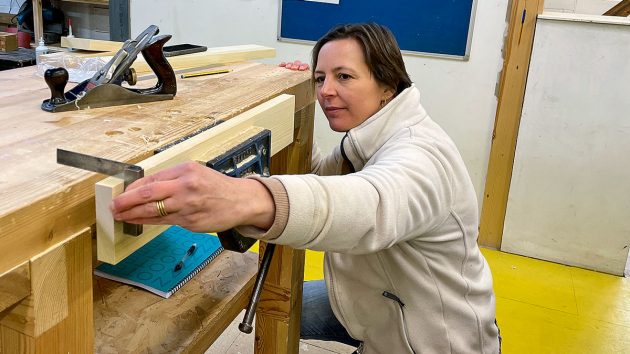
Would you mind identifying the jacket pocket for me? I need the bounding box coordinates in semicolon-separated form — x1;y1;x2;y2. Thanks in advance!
382;291;417;354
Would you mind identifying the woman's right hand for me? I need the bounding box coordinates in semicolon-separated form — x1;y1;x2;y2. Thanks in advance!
279;60;310;71
110;162;276;233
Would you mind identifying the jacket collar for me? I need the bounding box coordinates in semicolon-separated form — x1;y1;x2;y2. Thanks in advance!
341;84;427;171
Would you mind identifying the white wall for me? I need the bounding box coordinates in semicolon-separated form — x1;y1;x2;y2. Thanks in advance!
545;0;620;14
0;0;25;14
502;13;630;275
130;0;509;206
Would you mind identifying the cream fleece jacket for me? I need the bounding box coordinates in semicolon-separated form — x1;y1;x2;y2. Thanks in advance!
238;85;499;354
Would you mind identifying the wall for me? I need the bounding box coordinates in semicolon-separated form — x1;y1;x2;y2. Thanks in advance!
129;0;509;207
0;0;25;14
502;13;630;275
545;0;620;14
61;2;109;40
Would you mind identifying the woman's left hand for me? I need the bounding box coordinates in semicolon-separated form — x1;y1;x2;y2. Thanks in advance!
110;162;275;233
279;60;310;71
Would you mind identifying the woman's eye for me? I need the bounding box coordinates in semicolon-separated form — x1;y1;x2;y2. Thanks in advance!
314;76;325;84
338;73;351;80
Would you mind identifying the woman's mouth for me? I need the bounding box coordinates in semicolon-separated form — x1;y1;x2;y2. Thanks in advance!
325;106;344;113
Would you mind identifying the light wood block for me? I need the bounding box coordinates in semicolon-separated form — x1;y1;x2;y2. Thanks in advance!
60;36;123;52
95;94;295;264
0;32;17;52
0;262;30;314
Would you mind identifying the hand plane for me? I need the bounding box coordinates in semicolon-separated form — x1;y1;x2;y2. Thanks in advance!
41;25;177;113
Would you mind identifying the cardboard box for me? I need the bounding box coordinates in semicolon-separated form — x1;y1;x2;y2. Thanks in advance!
0;32;18;52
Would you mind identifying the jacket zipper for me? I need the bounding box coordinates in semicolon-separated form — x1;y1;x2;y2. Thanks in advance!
382;291;417;354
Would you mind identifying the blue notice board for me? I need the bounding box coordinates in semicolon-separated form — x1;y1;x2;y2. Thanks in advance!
279;0;476;59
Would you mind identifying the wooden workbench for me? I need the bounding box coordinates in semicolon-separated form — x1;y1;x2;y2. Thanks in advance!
0;62;314;353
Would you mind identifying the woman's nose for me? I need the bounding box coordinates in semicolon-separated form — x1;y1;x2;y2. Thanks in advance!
319;78;336;97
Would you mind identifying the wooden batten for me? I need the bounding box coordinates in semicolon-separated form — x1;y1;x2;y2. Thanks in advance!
478;0;545;248
95;94;295;264
131;45;276;74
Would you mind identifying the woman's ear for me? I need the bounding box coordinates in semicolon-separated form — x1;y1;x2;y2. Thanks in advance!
382;86;395;102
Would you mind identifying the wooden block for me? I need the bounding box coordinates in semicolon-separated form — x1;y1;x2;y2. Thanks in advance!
60;36;123;52
0;262;30;314
0;32;17;52
0;14;14;26
95;94;295;264
0;240;68;337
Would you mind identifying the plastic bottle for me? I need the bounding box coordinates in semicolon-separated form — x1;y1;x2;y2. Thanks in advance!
66;19;75;51
35;37;49;66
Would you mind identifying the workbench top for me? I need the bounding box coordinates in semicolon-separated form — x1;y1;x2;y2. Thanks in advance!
0;63;311;275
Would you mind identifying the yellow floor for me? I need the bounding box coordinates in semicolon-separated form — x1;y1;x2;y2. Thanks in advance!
297;247;630;354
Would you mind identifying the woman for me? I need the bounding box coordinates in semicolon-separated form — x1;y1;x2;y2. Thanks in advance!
111;23;500;354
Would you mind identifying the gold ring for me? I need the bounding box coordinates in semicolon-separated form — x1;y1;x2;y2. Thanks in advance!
156;200;168;217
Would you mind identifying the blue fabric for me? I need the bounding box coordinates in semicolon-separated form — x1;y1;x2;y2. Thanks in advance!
300;280;362;348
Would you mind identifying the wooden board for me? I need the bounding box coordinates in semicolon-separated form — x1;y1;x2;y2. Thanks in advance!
60;36;123;52
95;94;295;264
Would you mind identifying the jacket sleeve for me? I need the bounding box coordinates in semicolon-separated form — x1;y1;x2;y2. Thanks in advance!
311;142;342;176
269;138;457;254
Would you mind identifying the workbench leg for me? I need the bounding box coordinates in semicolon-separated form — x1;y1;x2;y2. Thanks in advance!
0;228;93;354
254;103;314;353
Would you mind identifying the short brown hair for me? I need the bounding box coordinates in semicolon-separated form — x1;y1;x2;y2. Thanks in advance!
312;23;412;95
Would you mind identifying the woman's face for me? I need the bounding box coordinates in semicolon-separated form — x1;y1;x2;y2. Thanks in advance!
314;38;394;132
